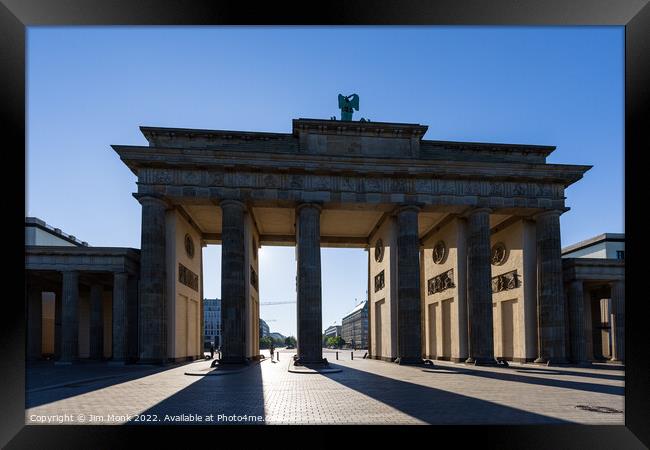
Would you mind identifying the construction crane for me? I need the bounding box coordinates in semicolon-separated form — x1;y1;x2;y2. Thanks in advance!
260;301;296;305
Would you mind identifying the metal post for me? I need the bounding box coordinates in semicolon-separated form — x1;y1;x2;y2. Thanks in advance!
351;351;354;360
336;351;338;360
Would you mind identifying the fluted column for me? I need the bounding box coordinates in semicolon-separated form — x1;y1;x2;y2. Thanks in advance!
535;210;568;364
27;285;43;360
89;284;104;359
395;205;423;364
112;272;128;362
567;280;587;363
610;280;625;362
220;200;247;363
54;287;62;360
295;203;325;364
137;194;168;363
59;270;79;363
465;208;496;365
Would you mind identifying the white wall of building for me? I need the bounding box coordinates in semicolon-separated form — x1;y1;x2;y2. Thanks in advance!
26;227;77;247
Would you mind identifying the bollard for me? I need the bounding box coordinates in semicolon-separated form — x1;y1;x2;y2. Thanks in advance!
336;352;338;360
277;352;279;361
351;351;354;360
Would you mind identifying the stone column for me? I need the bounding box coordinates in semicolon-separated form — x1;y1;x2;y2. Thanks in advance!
567;280;587;363
219;200;247;363
395;205;423;364
610;280;625;362
127;276;139;361
112;272;128;362
465;208;496;365
89;284;104;359
137;194;168;363
535;210;568;364
59;270;79;363
295;203;325;364
54;286;62;360
27;285;43;360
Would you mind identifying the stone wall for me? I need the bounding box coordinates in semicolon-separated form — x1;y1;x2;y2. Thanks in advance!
369;216;398;360
486;220;538;361
165;210;202;361
421;218;468;362
244;212;260;359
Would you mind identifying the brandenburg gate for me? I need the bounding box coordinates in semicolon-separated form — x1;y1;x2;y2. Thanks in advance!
112;107;590;366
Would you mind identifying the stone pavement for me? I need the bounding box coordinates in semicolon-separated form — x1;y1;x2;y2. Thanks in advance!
25;349;624;425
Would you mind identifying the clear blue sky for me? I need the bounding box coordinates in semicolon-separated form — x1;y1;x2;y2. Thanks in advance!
26;26;624;337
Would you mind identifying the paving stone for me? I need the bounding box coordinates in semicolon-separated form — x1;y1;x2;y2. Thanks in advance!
25;349;624;425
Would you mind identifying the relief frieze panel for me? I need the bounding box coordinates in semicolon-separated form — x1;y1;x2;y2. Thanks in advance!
364;178;383;193
178;263;199;292
261;173;282;189
491;270;519;293
427;269;455;295
140;168;563;202
390;178;408;193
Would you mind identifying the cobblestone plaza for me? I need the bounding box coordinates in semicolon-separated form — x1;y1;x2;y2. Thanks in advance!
26;349;623;425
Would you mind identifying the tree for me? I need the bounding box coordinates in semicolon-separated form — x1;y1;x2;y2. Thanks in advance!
285;336;297;347
326;336;345;348
259;336;272;349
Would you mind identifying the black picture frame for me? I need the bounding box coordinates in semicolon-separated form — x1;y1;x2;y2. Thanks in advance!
3;1;646;447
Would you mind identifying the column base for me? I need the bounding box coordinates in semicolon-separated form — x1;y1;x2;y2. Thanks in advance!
54;361;73;366
293;357;328;366
535;357;570;366
394;357;425;365
216;357;249;365
571;361;594;367
108;360;126;366
465;357;498;366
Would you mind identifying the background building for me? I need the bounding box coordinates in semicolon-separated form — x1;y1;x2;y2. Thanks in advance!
203;298;221;349
341;301;368;349
25;217;140;363
269;332;286;341
562;233;625;363
323;324;341;345
562;233;625;260
26;217;89;247
259;319;270;338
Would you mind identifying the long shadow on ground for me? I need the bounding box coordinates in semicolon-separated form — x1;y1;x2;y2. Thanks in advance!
319;362;572;424
512;365;624;382
418;364;624;396
131;362;266;425
26;361;190;408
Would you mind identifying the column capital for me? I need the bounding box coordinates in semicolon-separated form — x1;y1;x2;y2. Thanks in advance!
133;192;170;208
61;269;79;278
393;203;421;215
532;209;564;220
461;207;492;218
569;279;584;289
609;279;625;288
219;199;247;210
296;202;323;213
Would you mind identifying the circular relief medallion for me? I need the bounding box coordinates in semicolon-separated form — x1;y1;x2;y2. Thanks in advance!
491;242;507;266
432;240;447;264
375;239;385;263
184;234;195;259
